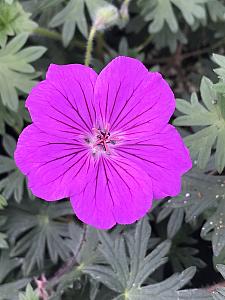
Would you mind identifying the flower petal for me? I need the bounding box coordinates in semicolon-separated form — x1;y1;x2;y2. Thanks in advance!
116;125;192;199
26;64;97;138
14;124;94;200
70;156;153;229
94;56;175;136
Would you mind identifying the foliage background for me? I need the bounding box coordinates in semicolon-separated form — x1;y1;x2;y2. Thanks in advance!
1;0;225;299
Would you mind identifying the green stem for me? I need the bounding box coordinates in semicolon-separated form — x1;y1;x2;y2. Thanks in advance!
135;34;154;52
84;26;97;66
33;27;85;50
96;32;104;61
34;27;62;41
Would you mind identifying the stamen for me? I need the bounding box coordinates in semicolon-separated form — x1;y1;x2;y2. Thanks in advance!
89;124;121;155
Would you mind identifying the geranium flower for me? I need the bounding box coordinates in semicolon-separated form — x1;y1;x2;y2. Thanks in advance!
14;57;192;229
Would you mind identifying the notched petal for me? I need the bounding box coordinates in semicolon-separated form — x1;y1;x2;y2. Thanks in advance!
94;56;175;137
70;156;153;230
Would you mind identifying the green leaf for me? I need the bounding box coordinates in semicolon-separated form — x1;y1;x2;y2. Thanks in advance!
201;199;225;257
214;82;225;95
84;218;197;300
212;288;225;300
175;289;212;299
49;0;108;47
0;233;8;249
19;284;39;300
175;167;224;223
71;225;99;267
53;224;100;296
0;0;37;47
84;265;124;292
138;0;207;34
4;0;14;4
0;195;7;249
185;172;225;224
170;239;206;273
133;240;170;287
213;54;225;81
138;0;178;33
127;217;152;287
171;0;207;25
2;133;16;157
167;208;185;239
0;100;31;135
4;198;73;274
0;195;7;210
0;33;46;111
207;0;225;22
0;251;22;283
0;134;30;202
161;167;225;260
217;264;225;279
127;267;201;300
211;265;225;299
37;0;64;10
216;129;225;173
0;279;30;300
97;232;128;290
152;24;187;53
174;76;225;172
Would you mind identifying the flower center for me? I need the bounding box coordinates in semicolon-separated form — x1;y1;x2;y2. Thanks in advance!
85;124;121;156
93;127;112;153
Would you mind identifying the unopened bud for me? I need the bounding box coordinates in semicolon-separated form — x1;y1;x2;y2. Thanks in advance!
120;0;130;23
94;5;119;31
118;0;131;29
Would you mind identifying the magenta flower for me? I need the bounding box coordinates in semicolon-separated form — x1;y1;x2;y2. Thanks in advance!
14;57;192;229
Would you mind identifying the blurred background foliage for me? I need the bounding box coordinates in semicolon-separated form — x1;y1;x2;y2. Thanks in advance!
1;0;225;299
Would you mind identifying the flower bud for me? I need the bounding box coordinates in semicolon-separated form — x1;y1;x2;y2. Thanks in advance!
118;0;131;29
120;0;130;23
94;4;119;31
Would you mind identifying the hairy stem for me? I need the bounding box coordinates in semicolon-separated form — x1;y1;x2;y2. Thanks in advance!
46;224;87;289
148;37;225;65
207;281;225;292
84;26;97;66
